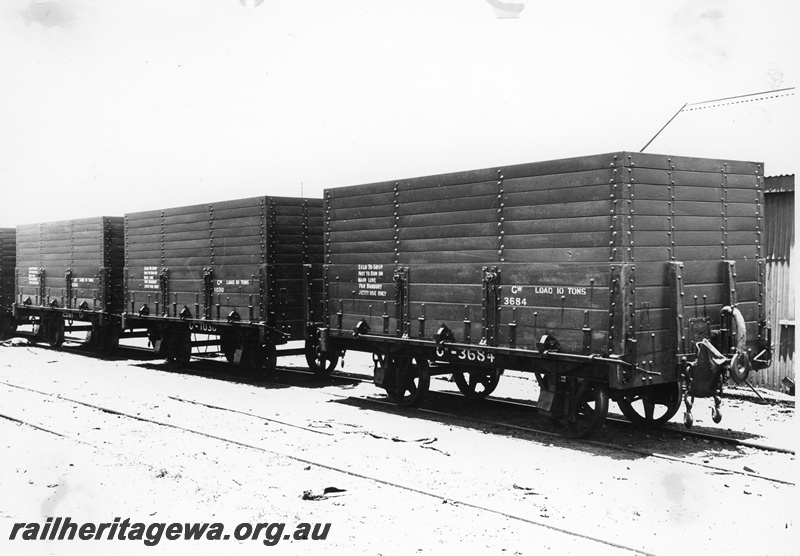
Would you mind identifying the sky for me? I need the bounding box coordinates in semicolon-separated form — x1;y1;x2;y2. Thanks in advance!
0;0;797;226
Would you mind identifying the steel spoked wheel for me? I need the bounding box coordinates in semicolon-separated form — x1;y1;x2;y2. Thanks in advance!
565;381;609;439
305;338;339;377
252;344;278;380
100;325;120;354
219;335;237;363
384;356;430;407
167;332;192;368
0;317;16;341
617;382;683;427
46;320;65;348
453;368;501;399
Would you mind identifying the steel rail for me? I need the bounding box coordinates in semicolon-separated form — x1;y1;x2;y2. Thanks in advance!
0;379;655;556
321;390;794;487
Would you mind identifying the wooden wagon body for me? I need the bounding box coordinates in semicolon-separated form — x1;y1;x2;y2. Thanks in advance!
0;228;15;339
319;152;772;435
13;217;124;349
123;196;324;371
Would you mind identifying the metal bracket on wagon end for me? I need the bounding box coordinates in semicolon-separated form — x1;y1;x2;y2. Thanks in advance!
353;319;370;337
317;327;331;353
537;334;560;353
434;324;454;345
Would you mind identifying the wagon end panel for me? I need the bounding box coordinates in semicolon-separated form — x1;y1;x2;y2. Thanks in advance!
263;197;325;339
125;196;322;343
0;228;15;317
621;153;767;387
15;217;123;314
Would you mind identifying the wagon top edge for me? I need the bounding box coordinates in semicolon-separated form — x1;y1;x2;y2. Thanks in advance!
324;151;765;198
123;195;324;220
15;216;124;231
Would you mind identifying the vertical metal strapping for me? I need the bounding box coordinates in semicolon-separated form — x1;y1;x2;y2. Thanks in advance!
323;190;332;327
623;156;637;369
302;200;309;265
721;165;729;260
668;261;687;365
667;158;676;261
623;263;637;374
102;217;109;311
324;190;332;265
607;155;622;354
159;210;165;268
267;198;277;328
209;204;215;267
38;268;45;307
302;200;313;333
393;267;409;337
159;269;170;317
481;266;500;346
258;197;266;321
609;156;620;263
393;182;400;265
625;154;636;264
496;170;505;263
755;166;766;329
123;215;129;314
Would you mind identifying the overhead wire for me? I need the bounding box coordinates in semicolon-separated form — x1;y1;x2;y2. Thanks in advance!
640;87;795;151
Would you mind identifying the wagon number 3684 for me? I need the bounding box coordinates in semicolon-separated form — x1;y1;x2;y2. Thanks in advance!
435;346;495;363
503;285;528;306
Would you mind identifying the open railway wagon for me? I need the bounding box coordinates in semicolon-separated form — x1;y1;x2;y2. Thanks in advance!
122;196;324;375
0;228;15;340
13;217;124;351
315;151;772;438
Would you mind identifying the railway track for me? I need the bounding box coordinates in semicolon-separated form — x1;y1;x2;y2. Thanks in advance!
2;341;793;554
271;366;796;458
7;340;794;478
0;378;656;556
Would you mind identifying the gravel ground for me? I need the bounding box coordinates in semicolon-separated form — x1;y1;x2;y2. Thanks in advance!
0;340;795;555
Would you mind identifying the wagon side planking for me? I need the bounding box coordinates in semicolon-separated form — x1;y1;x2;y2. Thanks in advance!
316;151;772;437
13;217;125;350
0;228;16;339
123;196;324;373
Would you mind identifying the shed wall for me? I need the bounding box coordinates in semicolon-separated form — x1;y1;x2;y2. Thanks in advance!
759;177;795;392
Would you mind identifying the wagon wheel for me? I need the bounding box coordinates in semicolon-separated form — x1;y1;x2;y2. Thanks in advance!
0;317;16;340
219;334;238;363
29;322;43;345
384;356;430;407
304;337;339;377
453;368;501;399
167;332;192;368
617;382;683;428
564;380;609;439
253;344;278;380
46;319;65;348
99;325;120;354
147;328;161;350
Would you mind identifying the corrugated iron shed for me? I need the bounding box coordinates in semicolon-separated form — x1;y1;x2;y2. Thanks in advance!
764;174;795;192
760;174;794;392
764;175;795;262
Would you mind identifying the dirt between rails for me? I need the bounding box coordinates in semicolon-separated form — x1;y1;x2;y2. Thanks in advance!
0;340;795;556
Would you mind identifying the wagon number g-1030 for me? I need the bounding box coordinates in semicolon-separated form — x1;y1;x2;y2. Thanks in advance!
435;346;495;363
